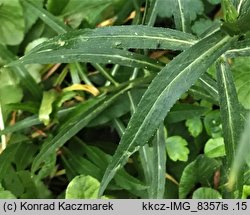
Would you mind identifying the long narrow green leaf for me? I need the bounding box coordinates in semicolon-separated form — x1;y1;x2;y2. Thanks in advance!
32;87;130;173
225;39;250;57
174;0;191;33
144;0;161;26
189;86;218;104
26;26;196;55
21;0;70;34
198;73;219;101
216;57;244;197
11;48;164;72
229;112;250;189
150;124;167;198
99;30;235;196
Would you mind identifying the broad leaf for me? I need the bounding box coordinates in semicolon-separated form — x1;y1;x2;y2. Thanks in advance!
99;30;234;196
185;117;203;137
0;44;42;99
179;155;221;198
0;184;16;199
204;137;226;158
166;136;189;162
0;68;23;119
0;0;25;45
66;175;100;199
192;187;222;199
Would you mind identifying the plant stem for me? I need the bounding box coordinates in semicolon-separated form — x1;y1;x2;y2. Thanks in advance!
92;63;119;87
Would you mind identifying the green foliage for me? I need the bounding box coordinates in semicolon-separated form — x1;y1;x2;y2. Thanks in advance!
0;0;249;199
65;175;101;199
185;117;203;137
0;184;16;199
166;136;189;161
0;0;25;45
204;137;226;158
231;57;250;109
192;187;222;199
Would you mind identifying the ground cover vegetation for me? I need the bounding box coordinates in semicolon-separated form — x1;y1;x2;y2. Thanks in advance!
0;0;250;199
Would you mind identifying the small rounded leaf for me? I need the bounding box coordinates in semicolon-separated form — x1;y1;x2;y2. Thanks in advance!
204;137;225;158
185;117;203;137
166;136;189;162
66;175;100;199
192;187;222;199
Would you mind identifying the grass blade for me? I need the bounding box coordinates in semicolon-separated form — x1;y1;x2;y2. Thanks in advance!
99;30;235;196
216;57;244;197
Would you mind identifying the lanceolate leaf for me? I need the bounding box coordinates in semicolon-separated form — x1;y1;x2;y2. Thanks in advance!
198;73;219;101
174;0;191;33
150;124;167;198
231;57;250;109
144;0;161;26
11;48;164;72
216;58;243;164
225;39;250;57
27;25;196;54
229;113;250;189
216;57;244;197
99;30;234;196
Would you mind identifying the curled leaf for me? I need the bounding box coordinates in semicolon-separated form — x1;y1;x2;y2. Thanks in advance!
63;84;99;96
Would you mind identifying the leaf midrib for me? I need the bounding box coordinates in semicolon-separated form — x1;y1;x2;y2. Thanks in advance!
220;62;236;156
110;34;230;174
25;52;163;70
